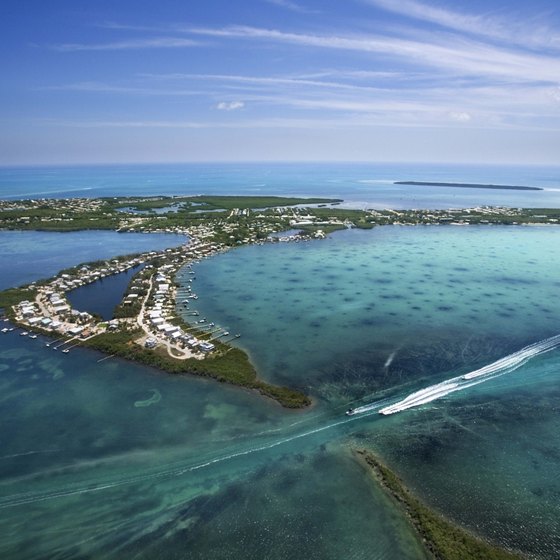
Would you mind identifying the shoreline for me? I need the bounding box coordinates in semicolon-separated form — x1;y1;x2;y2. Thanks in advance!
0;237;312;409
3;196;560;410
355;449;523;560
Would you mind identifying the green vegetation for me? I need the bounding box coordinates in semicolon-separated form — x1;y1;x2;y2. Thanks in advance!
113;195;341;212
0;203;120;231
4;194;560;238
0;286;36;315
83;329;310;408
356;450;522;560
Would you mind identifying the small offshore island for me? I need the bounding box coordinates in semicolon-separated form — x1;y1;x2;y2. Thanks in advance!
394;180;543;191
0;193;549;559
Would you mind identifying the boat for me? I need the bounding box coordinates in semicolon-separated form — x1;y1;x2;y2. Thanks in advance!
1;328;8;333
29;334;38;339
345;408;356;416
62;349;70;354
20;331;29;337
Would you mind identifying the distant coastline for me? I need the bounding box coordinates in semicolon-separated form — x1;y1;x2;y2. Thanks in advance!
395;181;543;191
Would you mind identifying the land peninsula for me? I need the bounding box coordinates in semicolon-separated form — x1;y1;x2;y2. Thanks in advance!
2;194;560;409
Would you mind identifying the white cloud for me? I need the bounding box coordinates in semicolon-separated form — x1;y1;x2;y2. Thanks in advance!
216;101;245;111
39;81;207;96
448;111;472;122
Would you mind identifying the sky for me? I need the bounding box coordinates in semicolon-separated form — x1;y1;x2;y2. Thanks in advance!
1;0;560;165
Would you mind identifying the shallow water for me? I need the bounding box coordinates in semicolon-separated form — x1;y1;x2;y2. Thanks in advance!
180;225;560;558
185;226;560;400
2;223;560;558
0;330;428;560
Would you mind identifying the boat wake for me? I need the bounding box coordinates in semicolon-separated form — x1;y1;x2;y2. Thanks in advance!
0;405;381;510
370;334;560;416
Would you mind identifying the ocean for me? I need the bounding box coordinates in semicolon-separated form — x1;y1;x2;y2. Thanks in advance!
1;163;560;559
1;162;560;209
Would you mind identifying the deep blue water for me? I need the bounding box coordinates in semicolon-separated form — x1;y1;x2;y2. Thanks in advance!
67;264;143;320
0;230;184;291
1;162;560;209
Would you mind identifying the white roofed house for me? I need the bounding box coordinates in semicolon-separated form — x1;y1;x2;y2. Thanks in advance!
52;302;70;314
157;283;169;295
199;342;215;353
21;306;36;318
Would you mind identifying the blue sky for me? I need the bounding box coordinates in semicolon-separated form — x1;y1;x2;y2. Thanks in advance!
1;0;560;165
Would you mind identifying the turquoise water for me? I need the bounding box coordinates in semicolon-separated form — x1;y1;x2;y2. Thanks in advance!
1;162;560;208
0;330;427;560
185;226;560;402
180;225;560;558
2;175;560;557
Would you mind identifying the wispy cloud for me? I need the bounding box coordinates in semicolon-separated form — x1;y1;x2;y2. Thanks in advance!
39;81;207;96
187;25;560;83
264;0;318;14
361;0;560;49
94;21;168;32
52;37;200;52
141;72;403;94
43;111;560;133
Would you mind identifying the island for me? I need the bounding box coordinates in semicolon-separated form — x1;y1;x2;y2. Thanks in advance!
2;195;560;410
394;181;543;191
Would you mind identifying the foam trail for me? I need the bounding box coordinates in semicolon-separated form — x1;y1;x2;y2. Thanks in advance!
378;334;560;415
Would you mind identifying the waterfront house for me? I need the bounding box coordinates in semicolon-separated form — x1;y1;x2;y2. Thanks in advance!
199;342;215;353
